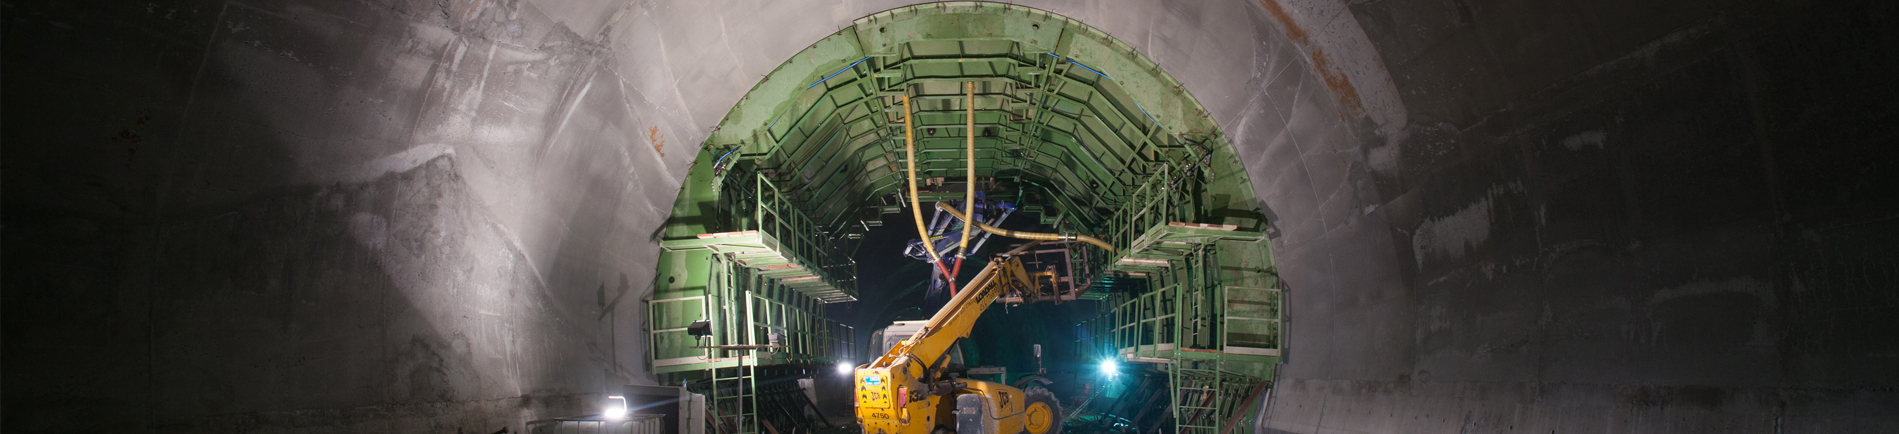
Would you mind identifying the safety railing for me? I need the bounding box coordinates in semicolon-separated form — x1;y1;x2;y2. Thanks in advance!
746;290;854;363
527;414;664;434
1104;163;1195;253
733;173;856;297
1074;313;1115;360
1221;286;1282;355
1061;162;1197;291
1113;284;1179;358
1103;283;1283;359
649;255;737;364
652;254;855;371
748;291;813;359
826;320;856;362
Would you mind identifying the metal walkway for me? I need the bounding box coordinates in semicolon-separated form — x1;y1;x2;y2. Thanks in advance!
1071;163;1282;434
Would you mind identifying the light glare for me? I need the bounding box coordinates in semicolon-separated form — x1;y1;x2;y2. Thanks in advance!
836;360;854;375
1099;359;1119;376
605;395;628;419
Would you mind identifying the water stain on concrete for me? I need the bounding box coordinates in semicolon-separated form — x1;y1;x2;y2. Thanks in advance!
1412;194;1492;269
1562;129;1607;150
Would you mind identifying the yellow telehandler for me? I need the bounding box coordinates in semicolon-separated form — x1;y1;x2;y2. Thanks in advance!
853;240;1093;434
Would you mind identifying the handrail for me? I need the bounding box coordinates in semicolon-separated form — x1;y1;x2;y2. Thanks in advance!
1107;283;1191;358
1101;283;1286;358
742;290;858;362
1057;161;1198;289
737;172;855;296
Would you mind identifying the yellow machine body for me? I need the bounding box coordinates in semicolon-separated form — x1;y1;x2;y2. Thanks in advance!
853;243;1059;434
856;368;1043;434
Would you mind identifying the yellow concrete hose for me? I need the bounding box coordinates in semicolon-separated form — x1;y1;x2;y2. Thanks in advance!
903;94;942;263
934;202;1116;253
960;82;976;256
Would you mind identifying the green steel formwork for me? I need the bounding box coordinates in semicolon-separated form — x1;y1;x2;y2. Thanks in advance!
1073;282;1279;434
1084;247;1280;434
653;5;1282;434
698;3;1259;238
660;170;857;304
1063;162;1279;434
649;252;856;434
649;144;858;370
660;229;854;303
649;252;856;375
650;148;860;434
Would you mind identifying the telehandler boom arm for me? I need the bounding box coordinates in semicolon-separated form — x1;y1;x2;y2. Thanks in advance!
854;237;1112;434
868;241;1041;374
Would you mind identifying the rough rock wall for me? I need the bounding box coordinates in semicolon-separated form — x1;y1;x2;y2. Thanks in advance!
4;0;671;431
3;0;1312;432
1253;0;1899;432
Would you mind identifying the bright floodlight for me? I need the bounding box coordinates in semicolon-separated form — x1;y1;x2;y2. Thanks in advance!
1099;359;1119;376
836;360;854;375
604;395;628;419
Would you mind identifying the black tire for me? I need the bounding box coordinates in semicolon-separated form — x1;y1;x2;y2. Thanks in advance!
1020;386;1062;434
1011;375;1053;390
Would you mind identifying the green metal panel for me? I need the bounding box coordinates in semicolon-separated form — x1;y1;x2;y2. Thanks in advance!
1223;285;1282;353
655;9;1281;434
690;3;1269;236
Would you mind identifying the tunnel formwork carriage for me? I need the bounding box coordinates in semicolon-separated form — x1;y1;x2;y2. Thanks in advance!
649;148;860;434
646;4;1282;434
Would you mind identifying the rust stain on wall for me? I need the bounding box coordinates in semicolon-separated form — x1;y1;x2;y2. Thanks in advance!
649;126;666;157
1257;0;1365;116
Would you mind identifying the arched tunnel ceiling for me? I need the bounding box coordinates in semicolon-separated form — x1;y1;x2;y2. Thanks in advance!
699;3;1255;235
8;0;1895;431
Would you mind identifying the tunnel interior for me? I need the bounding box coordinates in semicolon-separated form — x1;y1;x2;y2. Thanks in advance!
661;3;1267;333
4;0;1897;433
647;7;1279;433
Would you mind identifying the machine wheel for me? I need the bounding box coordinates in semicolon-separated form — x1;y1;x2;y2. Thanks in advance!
1020;386;1062;434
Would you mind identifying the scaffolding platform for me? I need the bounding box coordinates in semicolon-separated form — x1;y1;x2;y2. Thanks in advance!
662;230;855;303
1108;222;1265;273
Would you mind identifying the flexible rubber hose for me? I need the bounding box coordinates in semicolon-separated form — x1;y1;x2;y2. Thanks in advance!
903;95;943;263
934;202;1116;253
960;82;976;256
918;240;1042;341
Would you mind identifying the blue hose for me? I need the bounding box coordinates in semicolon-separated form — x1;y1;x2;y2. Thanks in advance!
712;147;740;174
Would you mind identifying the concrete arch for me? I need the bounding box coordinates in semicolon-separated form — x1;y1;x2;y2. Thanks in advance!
7;0;1896;432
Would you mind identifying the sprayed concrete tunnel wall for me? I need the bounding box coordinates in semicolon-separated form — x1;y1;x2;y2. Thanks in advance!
4;0;1895;433
1252;0;1898;432
2;0;1320;431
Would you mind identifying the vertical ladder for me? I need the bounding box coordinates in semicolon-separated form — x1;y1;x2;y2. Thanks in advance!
1173;244;1223;434
709;357;759;434
706;268;759;434
1172;356;1224;434
734;282;763;434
